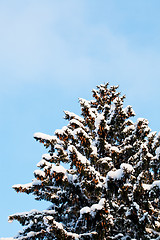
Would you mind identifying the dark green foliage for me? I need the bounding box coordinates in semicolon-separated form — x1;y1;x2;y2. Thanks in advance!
9;84;160;239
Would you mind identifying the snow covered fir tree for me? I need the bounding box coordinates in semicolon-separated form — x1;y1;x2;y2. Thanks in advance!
9;83;160;240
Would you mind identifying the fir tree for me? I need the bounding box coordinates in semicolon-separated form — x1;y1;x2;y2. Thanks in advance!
9;83;160;240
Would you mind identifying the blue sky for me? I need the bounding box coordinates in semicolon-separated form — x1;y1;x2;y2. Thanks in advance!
1;0;160;237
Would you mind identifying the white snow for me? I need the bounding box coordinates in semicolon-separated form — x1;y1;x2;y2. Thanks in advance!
148;131;157;138
146;227;160;236
104;104;110;109
152;180;160;188
53;220;63;229
137;118;149;124
155;221;160;228
142;180;160;191
111;146;120;153
42;209;56;215
27;232;36;237
133;202;139;211
54;144;63;150
79;98;98;119
156;147;160;158
42;153;52;160
66;173;78;183
37;159;51;168
34;132;56;141
98;156;112;164
146;152;153;158
91;198;105;213
55;126;68;135
13;179;43;191
45;216;54;221
125;119;134;125
80;198;105;217
12;183;32;189
34;170;45;178
80;206;91;215
64;110;84;123
89;107;97;119
79;98;90;108
95;113;104;129
73;128;89;139
51;164;66;174
67;232;79;239
32;180;42;186
90;145;97;156
107;169;123;180
120;163;134;173
124;105;135;116
70;119;84;129
68;145;105;187
91;203;102;212
123;125;135;133
68;145;90;165
142;183;152;191
106;163;133;185
106;102;116;124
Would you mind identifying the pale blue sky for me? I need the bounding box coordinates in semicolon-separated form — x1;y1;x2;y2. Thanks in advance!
1;0;160;237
